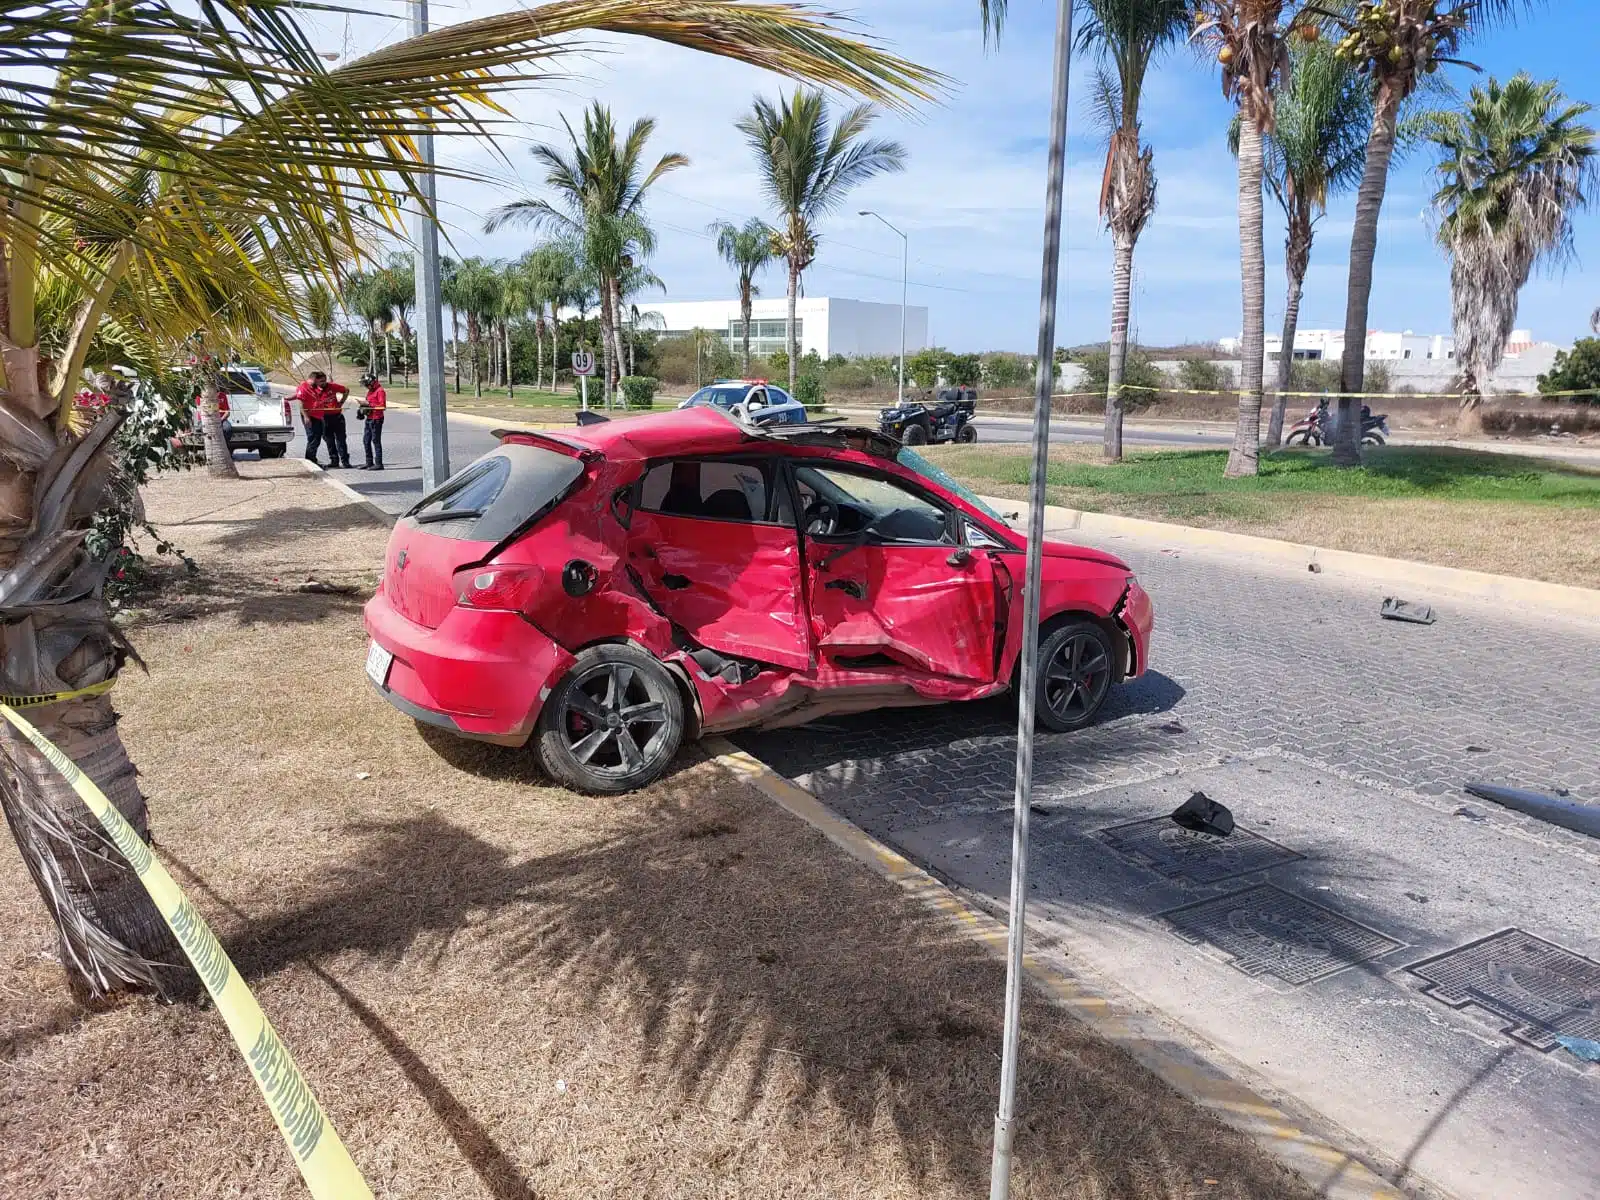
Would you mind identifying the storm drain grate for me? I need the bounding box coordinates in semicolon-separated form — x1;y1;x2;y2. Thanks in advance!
1406;929;1600;1051
1160;884;1403;986
1094;817;1302;886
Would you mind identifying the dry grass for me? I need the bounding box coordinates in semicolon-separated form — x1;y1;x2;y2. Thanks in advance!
929;444;1600;589
0;460;1315;1200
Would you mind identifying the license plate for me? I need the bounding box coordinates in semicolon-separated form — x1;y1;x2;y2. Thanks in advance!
267;432;291;443
365;641;393;687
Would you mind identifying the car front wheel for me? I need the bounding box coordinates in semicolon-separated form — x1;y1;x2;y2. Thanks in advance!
1033;620;1116;733
536;644;685;794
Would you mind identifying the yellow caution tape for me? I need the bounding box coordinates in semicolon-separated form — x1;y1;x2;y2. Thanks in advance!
0;702;374;1200
0;678;117;708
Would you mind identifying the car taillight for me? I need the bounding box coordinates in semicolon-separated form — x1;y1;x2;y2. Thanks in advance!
453;564;543;613
283;399;292;424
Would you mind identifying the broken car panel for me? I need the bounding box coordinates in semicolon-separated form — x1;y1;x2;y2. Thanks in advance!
364;407;1154;794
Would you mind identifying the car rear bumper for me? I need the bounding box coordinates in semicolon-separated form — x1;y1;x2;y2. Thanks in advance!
363;592;575;746
226;426;294;446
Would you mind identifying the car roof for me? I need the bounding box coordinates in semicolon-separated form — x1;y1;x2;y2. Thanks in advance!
494;407;897;463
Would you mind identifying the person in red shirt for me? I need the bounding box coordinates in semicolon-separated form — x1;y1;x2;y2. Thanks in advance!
357;374;386;470
290;371;348;467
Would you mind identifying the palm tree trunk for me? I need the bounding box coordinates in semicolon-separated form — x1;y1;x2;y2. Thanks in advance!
598;283;615;409
786;258;799;393
741;280;753;376
1226;119;1266;478
1103;231;1135;462
368;322;378;378
200;395;238;479
1336;84;1402;467
1268;209;1312;449
383;329;392;384
608;279;626;397
0;403;195;1001
402;321;411;386
451;309;461;394
506;322;515;399
468;315;483;399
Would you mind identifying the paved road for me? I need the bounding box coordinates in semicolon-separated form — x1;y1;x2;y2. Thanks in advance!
736;527;1600;1200
319;408;505;516
338;405;1600;1199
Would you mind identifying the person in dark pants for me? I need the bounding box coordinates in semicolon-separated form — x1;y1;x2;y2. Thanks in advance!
321;380;353;469
357;374;386;470
290;371;347;466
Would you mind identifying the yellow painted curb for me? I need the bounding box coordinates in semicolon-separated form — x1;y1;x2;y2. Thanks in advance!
708;739;1411;1200
988;495;1600;622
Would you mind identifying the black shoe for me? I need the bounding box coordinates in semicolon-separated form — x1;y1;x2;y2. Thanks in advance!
359;463;372;471
373;464;384;471
341;461;353;470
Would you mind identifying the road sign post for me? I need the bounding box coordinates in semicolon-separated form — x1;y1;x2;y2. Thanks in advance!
572;350;595;413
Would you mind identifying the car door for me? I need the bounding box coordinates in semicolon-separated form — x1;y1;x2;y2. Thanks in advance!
794;463;1000;681
624;457;811;671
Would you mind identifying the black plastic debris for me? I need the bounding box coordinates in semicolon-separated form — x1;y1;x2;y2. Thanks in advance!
575;410;610;426
1171;791;1234;838
1158;720;1186;734
1464;782;1600;840
1380;597;1435;624
1307;561;1322;574
1465;745;1489;753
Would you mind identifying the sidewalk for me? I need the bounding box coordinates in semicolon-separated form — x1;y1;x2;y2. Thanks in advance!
1;459;1331;1199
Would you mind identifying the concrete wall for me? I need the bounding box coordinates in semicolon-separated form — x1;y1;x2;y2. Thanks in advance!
821;298;930;358
644;296;929;361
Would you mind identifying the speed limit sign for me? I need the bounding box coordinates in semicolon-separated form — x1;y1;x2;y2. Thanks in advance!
571;350;595;377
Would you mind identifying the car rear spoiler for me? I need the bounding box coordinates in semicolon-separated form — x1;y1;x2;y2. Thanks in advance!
491;427;599;460
575;410;610;427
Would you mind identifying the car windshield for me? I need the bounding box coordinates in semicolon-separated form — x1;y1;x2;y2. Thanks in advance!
686;386;749;409
895;447;1009;525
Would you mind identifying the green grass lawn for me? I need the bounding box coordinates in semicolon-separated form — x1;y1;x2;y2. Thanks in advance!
938;445;1600;522
922;444;1600;587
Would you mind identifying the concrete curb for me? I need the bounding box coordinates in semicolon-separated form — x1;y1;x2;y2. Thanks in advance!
707;738;1412;1200
987;495;1600;621
297;458;395;527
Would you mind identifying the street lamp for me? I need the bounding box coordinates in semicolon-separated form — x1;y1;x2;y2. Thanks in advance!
858;211;907;406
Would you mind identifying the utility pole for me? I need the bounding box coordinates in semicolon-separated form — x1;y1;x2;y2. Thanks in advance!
410;0;449;493
989;0;1072;1195
859;211;907;405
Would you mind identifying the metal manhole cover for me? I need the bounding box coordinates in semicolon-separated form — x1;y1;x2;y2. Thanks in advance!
1405;929;1600;1051
1160;884;1404;986
1094;817;1302;885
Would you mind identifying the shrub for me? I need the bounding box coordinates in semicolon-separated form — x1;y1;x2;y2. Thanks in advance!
1177;358;1230;393
793;374;825;409
619;376;657;408
767;348;789;380
1076;346;1166;400
1537;338;1600;402
982;352;1032;390
1481;405;1600;435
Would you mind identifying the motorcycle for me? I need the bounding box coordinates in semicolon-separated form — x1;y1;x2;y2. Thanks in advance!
879;386;979;445
1285;399;1389;447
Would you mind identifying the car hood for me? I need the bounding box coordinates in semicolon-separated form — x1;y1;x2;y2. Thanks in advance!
1037;537;1130;573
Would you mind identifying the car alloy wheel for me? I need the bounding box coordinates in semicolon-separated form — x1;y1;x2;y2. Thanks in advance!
537;643;685;794
1033;620;1116;732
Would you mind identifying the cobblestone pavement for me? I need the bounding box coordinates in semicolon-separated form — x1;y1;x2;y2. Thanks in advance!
736;535;1600;840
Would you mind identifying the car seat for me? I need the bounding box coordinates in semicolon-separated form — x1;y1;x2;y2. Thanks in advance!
701;488;753;521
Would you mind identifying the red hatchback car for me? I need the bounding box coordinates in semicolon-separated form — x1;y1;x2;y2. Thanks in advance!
364;408;1153;793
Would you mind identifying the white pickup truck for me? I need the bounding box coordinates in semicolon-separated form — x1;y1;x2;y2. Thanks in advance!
197;367;296;458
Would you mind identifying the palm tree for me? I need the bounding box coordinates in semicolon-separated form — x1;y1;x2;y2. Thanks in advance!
448;258;503;398
1432;74;1595;420
342;270;392;378
486;103;684;407
305;283;339;376
1193;1;1296;477
710;217;776;374
378;254;416;385
1075;0;1190;462
1231;38;1373;446
738;90;908;393
1;0;935;1004
1327;0;1533;465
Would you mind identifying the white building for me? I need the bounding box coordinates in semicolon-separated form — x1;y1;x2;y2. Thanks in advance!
642;296;929;360
1218;328;1466;362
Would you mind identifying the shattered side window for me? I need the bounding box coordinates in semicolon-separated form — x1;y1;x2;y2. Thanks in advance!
895;448;1008;524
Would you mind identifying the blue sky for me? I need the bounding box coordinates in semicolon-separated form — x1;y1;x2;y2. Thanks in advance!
322;0;1597;352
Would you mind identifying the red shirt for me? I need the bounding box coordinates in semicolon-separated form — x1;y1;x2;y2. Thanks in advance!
292;380;347;418
364;384;387;415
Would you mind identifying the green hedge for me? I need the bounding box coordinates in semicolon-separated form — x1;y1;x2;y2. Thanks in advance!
619;376;658;409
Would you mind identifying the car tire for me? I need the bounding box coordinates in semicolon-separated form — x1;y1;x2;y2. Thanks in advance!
259;445;287;459
956;423;978;444
536;643;685;795
1032;619;1118;733
902;423;929;445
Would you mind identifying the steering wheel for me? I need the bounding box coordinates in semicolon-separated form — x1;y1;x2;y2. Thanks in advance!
803;498;841;536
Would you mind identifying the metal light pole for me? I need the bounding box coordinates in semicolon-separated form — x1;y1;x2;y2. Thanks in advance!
859;211;907;405
410;0;449;493
989;0;1072;1196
